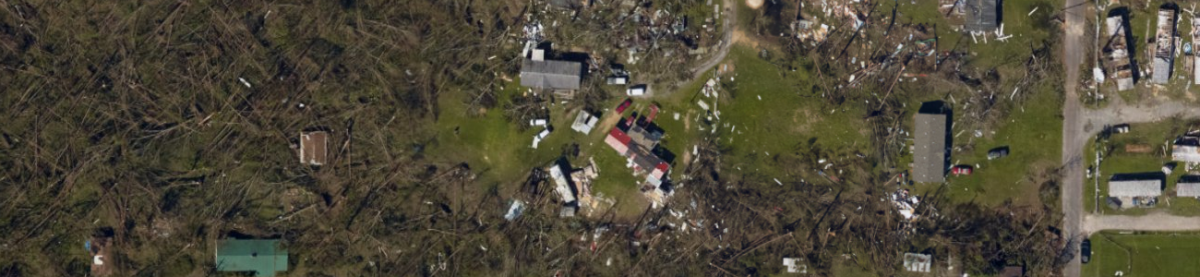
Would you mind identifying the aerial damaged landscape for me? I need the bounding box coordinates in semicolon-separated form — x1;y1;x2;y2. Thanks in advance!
3;0;1200;276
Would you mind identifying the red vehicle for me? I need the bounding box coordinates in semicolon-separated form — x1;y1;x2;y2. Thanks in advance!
615;98;633;113
952;165;973;176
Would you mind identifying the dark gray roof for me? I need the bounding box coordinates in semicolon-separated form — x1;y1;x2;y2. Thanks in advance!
521;59;583;90
964;0;999;32
913;113;947;183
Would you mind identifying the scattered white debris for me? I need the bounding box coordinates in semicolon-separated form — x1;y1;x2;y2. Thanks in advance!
237;77;252;88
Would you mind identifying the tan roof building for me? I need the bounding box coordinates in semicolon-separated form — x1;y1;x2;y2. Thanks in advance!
300;131;328;166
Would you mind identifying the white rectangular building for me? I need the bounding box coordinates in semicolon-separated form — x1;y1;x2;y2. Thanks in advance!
1109;179;1163;197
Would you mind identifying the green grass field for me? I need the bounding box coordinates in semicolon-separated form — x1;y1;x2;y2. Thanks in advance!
1084;232;1200;277
929;84;1064;207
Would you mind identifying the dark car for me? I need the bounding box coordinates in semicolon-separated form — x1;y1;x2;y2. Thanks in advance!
987;147;1009;160
1081;239;1092;264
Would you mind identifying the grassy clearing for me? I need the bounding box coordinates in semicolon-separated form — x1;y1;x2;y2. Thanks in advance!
1083;118;1200;215
701;45;871;181
1083;231;1200;277
924;86;1064;207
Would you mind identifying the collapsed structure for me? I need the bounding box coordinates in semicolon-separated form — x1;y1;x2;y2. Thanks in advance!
1152;8;1177;85
1172;132;1200;163
1104;14;1136;91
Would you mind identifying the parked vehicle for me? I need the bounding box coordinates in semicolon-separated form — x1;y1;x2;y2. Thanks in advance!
952;165;973;176
987;147;1009;160
615;98;632;113
1081;239;1092;264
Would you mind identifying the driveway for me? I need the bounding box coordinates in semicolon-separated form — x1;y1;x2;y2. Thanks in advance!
1084;213;1200;233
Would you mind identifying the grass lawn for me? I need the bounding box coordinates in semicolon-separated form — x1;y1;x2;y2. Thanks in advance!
928;84;1064;207
1083;231;1200;277
682;45;872;181
1083;118;1200;216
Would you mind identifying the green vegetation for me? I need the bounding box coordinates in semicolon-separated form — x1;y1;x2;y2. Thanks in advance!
933;81;1064;207
1084;231;1200;277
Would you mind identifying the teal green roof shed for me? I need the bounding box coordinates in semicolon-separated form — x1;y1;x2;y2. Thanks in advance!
216;239;288;277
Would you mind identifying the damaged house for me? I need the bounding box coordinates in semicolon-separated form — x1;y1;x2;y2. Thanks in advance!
605;114;673;206
1152;7;1177;84
1172;133;1200;164
1104;14;1136;91
521;48;584;91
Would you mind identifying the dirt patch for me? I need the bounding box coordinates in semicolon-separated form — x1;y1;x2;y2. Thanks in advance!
732;28;758;48
791;108;821;133
745;0;764;9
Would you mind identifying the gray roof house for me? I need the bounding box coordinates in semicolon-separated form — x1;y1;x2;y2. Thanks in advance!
1177;181;1200;197
1109;178;1163;197
913;112;948;183
521;59;583;90
964;0;999;32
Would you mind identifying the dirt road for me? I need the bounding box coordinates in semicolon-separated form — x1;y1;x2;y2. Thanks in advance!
1084;213;1200;233
672;0;736;92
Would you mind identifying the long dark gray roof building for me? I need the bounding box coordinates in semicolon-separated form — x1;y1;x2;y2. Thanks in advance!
913;112;948;183
521;59;583;90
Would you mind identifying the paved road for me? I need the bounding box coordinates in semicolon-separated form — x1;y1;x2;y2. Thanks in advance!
1060;0;1086;274
1084;213;1200;233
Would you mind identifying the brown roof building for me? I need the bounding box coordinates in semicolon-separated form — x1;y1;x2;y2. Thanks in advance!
300;131;329;166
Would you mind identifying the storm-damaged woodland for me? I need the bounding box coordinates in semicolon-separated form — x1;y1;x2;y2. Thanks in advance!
0;0;1067;276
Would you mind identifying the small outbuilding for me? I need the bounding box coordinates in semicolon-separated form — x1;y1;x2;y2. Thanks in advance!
216;239;288;277
964;0;1000;32
300;131;328;166
903;253;932;273
571;111;599;134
